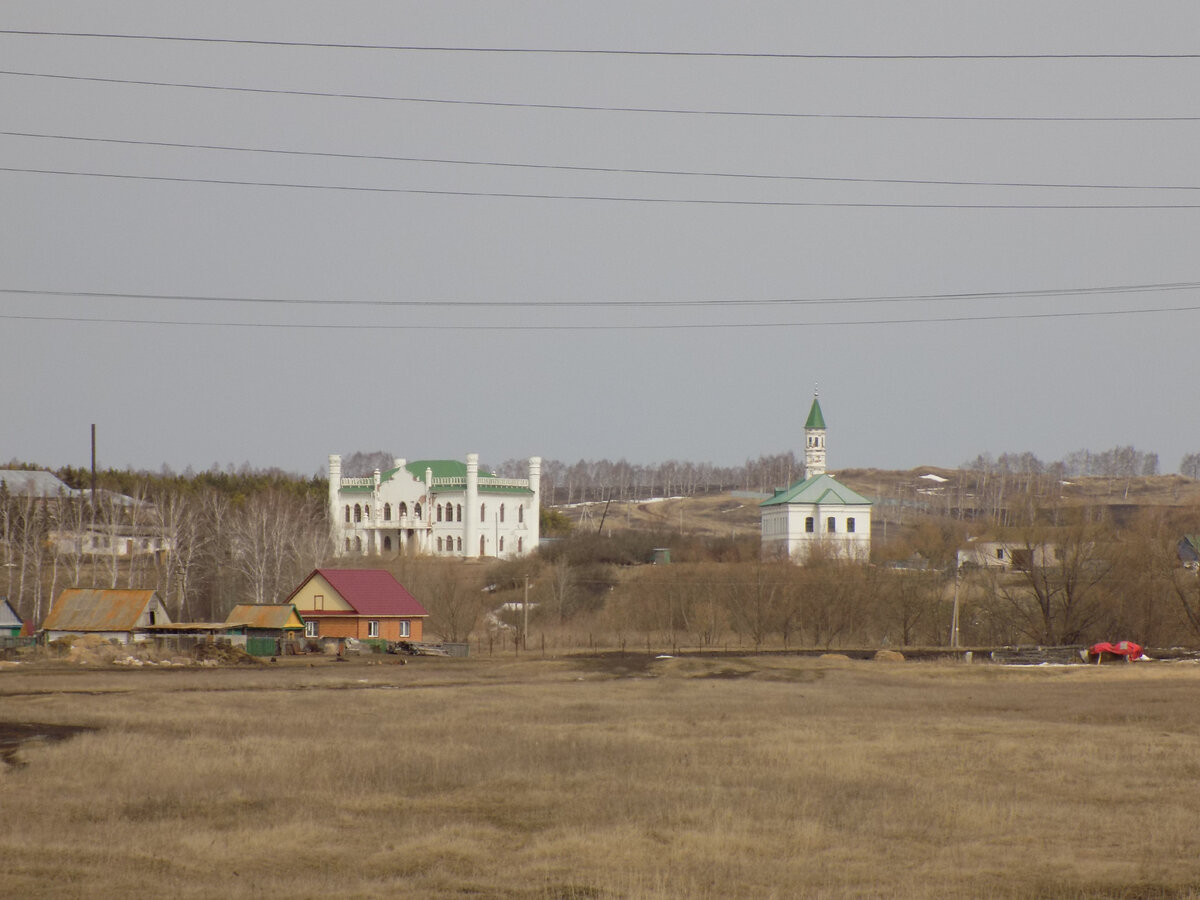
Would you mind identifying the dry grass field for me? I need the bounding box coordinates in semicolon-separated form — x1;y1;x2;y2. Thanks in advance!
3;655;1200;899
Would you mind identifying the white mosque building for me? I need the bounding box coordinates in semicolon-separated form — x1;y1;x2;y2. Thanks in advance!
760;394;872;563
329;454;541;560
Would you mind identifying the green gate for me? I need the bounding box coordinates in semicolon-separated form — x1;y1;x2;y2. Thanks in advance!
245;637;278;657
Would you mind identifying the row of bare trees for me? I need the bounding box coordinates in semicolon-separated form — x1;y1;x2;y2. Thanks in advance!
0;481;330;627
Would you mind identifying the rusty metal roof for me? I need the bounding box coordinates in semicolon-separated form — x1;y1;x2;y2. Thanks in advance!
224;604;304;630
41;589;165;632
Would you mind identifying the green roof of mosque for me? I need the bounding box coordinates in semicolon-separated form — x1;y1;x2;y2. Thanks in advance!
805;396;826;429
759;473;872;508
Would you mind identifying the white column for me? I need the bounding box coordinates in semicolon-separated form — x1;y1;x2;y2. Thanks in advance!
328;454;342;556
465;453;479;557
528;456;542;552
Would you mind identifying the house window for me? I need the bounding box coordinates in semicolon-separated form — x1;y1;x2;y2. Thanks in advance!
398;621;410;638
147;609;156;626
354;504;362;522
996;548;1005;560
846;518;856;533
499;504;505;523
384;503;391;521
368;621;380;638
305;621;318;638
827;517;836;533
805;517;814;533
314;594;324;610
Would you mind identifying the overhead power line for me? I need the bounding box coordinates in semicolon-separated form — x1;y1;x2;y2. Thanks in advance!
4;70;1197;122
2;30;1199;59
5;131;1198;192
7;166;1200;208
2;304;1199;331
4;281;1198;310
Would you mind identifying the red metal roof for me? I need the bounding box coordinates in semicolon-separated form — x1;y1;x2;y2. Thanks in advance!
291;569;429;618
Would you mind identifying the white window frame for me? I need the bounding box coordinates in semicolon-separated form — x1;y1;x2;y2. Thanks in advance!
304;621;318;638
398;621;410;638
368;620;380;638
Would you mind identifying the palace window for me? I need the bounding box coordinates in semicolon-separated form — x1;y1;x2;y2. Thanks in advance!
499;504;505;523
383;536;392;551
846;518;856;533
437;537;443;552
398;502;408;517
518;505;524;524
384;503;391;521
353;504;362;522
456;537;462;551
499;537;504;553
344;505;351;523
805;517;814;533
414;502;422;518
437;504;443;522
456;504;462;522
518;537;523;553
827;517;836;533
480;503;486;521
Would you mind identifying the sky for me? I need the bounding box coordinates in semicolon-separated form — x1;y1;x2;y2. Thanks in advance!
2;3;1198;478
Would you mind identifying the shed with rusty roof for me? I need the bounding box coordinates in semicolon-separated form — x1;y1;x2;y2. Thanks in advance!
41;589;171;644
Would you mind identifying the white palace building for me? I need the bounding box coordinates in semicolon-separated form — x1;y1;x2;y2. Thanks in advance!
329;454;541;560
759;394;873;563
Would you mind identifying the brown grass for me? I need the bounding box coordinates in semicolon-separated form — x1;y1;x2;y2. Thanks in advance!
3;656;1200;898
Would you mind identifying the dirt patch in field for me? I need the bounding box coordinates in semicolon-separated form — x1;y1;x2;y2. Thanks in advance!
0;722;96;769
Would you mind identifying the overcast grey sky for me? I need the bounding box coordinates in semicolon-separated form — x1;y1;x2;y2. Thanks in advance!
2;3;1197;477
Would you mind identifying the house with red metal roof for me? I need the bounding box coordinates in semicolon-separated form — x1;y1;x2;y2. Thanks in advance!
284;569;430;642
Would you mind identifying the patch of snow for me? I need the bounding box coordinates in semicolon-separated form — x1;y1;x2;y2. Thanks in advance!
920;473;949;483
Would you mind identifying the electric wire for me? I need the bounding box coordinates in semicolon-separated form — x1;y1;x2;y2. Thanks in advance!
5;166;1200;208
2;303;1198;331
3;281;1198;310
5;130;1198;192
3;30;1199;59
3;71;1197;123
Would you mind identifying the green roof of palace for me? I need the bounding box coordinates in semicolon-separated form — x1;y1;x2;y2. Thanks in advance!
760;473;872;508
340;460;531;495
805;396;826;430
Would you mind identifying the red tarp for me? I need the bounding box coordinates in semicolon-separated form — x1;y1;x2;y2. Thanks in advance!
1088;641;1143;661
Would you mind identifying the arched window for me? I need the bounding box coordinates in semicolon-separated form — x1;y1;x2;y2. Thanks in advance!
479;536;486;557
518;537;523;553
364;505;370;519
437;504;443;522
398;502;407;518
499;504;505;523
414;502;422;519
518;505;523;524
354;504;362;522
456;504;462;522
354;536;362;552
480;503;486;521
345;537;351;552
456;537;462;551
384;503;391;521
437;537;443;552
344;505;351;523
499;537;504;553
383;536;392;551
